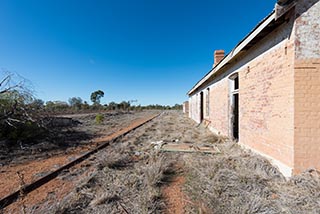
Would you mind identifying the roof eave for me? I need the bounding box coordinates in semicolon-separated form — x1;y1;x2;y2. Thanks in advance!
187;11;277;96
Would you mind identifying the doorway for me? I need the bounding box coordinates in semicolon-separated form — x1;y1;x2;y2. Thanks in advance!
232;93;239;139
230;75;239;140
200;91;204;122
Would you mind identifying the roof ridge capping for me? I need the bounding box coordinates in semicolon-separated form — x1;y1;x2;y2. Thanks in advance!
187;0;297;96
275;0;297;19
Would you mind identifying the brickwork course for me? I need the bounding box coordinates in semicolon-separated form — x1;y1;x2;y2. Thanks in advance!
187;0;320;176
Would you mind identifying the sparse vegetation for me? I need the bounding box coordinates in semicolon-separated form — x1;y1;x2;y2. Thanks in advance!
184;141;320;214
95;114;104;124
42;142;173;214
3;111;320;214
68;97;83;110
44;98;182;114
0;73;46;146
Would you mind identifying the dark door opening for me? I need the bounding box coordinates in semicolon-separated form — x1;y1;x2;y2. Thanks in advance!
230;74;239;140
200;92;204;122
232;93;239;140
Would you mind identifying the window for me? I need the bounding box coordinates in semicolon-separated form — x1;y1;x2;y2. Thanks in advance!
234;76;239;90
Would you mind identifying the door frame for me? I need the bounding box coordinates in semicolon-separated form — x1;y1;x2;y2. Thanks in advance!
229;73;239;140
200;91;204;122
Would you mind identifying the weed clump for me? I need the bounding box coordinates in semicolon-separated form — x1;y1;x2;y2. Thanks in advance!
95;114;104;124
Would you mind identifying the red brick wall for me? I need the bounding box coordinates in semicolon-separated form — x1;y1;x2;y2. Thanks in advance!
208;79;229;136
183;101;189;114
294;59;320;173
204;14;297;175
189;94;201;123
240;38;295;170
292;0;320;174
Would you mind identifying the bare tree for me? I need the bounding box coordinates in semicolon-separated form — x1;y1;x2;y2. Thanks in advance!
0;75;19;94
0;72;36;127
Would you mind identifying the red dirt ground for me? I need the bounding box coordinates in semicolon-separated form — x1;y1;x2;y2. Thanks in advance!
1;115;157;213
163;176;186;214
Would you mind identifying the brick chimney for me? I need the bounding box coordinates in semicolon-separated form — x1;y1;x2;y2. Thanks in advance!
213;50;225;67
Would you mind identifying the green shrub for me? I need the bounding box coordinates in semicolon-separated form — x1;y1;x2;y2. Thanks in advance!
95;114;104;124
0;121;47;145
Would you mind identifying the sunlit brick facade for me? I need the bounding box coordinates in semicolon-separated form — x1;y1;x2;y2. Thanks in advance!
187;0;320;176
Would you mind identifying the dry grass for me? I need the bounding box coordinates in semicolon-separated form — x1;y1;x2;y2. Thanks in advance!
18;111;320;214
35;135;174;214
184;141;320;214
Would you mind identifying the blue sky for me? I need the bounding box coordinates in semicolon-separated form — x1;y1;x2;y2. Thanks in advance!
0;0;275;106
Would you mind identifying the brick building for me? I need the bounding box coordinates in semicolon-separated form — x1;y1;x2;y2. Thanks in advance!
187;0;320;176
183;101;189;114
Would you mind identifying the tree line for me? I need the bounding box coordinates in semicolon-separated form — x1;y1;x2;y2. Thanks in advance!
44;99;182;113
41;90;182;113
0;73;182;145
